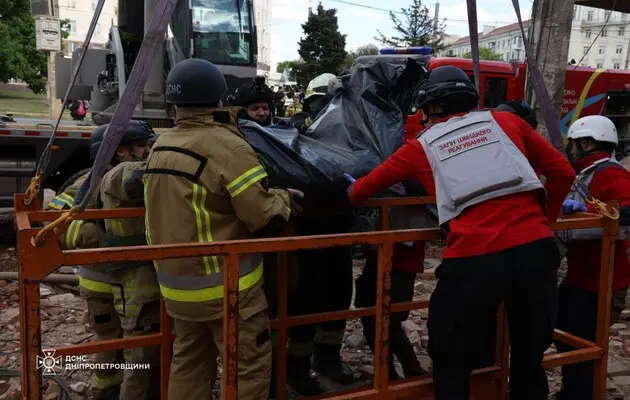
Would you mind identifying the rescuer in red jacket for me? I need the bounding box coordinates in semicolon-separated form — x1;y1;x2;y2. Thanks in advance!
344;66;575;400
554;115;630;400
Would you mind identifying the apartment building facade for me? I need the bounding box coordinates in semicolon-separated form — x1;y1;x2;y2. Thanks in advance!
442;5;630;69
255;0;272;71
58;0;117;56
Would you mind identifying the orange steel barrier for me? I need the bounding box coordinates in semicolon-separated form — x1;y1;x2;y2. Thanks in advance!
14;193;619;400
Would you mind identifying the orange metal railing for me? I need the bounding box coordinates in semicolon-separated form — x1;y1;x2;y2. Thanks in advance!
14;193;618;400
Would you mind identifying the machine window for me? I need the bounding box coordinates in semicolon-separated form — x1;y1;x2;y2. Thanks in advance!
191;0;252;66
484;77;507;108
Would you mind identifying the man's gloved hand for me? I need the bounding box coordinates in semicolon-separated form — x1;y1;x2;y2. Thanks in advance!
562;199;587;214
343;173;356;196
287;188;304;216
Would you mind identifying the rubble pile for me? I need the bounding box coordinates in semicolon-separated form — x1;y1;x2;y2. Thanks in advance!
1;243;630;399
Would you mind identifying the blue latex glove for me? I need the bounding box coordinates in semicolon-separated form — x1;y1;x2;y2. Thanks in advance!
562;199;587;214
343;173;356;195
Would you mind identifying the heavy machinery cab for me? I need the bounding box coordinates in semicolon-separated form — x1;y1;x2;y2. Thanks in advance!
55;0;257;128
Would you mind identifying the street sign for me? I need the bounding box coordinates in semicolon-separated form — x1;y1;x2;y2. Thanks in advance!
34;15;62;52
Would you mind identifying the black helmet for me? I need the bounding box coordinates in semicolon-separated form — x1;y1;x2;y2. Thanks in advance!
415;66;479;116
233;76;275;107
166;59;227;106
90;120;156;160
496;100;538;130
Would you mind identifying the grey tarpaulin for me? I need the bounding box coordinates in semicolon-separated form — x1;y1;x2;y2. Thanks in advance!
239;56;427;213
74;0;179;209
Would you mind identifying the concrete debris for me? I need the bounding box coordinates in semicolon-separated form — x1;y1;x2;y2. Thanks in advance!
0;381;9;396
39;284;54;297
0;308;19;325
344;333;365;349
43;380;58;400
0;379;19;400
69;382;88;395
611;323;627;334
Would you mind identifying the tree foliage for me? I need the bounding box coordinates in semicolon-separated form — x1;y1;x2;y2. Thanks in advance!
343;44;379;69
376;0;446;53
0;0;70;94
297;2;347;85
462;47;504;61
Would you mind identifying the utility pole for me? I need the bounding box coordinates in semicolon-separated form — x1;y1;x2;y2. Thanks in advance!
434;1;440;33
48;0;62;120
526;0;575;141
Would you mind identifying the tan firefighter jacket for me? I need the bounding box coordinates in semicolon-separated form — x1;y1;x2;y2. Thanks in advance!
100;161;161;323
46;173;110;295
144;107;293;321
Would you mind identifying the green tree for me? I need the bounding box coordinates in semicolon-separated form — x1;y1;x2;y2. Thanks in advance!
462;47;503;61
297;2;347;85
343;43;379;69
376;0;446;53
0;1;71;94
276;59;303;82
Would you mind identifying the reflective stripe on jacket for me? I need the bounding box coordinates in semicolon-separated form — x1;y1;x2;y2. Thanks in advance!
144;107;292;321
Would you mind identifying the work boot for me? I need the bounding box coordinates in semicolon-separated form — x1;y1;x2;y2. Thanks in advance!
286;355;323;396
311;342;354;385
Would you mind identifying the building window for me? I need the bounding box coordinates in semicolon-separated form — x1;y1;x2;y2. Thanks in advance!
583;46;589;54
70;20;76;33
67;42;76;56
602;29;607;37
96;23;101;34
614;63;620;69
484;78;508;108
596;62;603;68
585;29;592;38
511;51;515;60
587;11;594;21
599;47;604;55
620;26;625;36
91;0;98;11
617;46;623;54
513;36;517;44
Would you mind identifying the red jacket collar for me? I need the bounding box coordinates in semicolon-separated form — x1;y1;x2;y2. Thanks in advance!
573;152;613;173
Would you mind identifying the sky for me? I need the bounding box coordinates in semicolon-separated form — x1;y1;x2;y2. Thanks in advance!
268;0;533;69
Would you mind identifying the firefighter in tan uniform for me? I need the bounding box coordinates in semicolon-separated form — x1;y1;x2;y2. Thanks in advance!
98;120;161;399
46;122;155;399
143;59;304;400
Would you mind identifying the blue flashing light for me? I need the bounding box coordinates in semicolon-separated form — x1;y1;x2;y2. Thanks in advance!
379;46;432;55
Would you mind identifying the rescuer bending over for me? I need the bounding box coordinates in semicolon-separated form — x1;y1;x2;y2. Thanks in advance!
345;65;575;400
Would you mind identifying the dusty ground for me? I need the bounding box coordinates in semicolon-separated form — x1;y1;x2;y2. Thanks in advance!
1;242;630;399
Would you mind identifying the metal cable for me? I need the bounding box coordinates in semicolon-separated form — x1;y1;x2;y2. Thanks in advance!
31;0;107;190
74;0;180;212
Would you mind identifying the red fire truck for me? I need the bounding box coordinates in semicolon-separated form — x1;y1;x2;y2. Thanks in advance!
383;48;630;151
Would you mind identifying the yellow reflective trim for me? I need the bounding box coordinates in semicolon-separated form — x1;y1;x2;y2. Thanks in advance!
159;261;263;302
570;68;605;127
47;198;65;210
226;165;268;197
65;220;84;249
91;370;124;389
79;276;113;294
192;184;220;274
59;192;74;203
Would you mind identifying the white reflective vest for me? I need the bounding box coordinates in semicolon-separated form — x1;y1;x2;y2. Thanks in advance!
417;110;545;226
562;157;627;241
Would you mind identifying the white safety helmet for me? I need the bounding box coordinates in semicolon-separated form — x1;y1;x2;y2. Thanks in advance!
304;73;337;100
567;115;618;145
